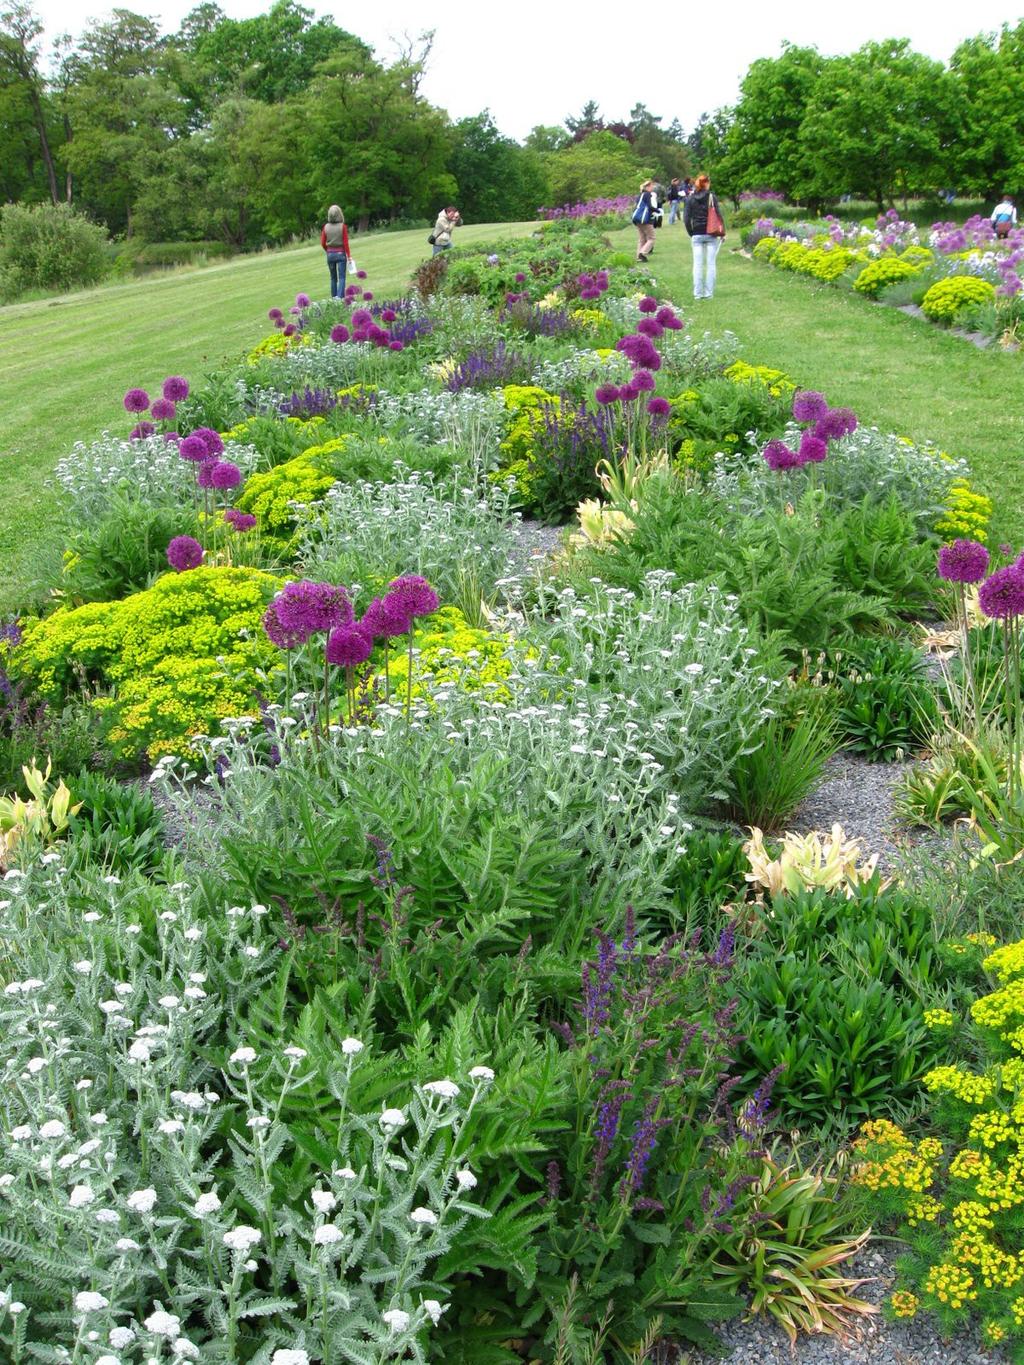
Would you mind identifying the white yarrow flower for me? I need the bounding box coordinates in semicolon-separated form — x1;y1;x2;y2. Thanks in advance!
423;1298;446;1325
127;1188;157;1213
311;1189;336;1213
115;1237;141;1251
469;1065;495;1082
271;1352;310;1365
193;1191;221;1216
144;1309;180;1338
39;1120;66;1139
73;960;93;974
379;1108;406;1130
313;1223;344;1245
109;1327;136;1348
222;1225;262;1252
409;1206;438;1226
229;1046;257;1065
69;1184;95;1208
340;1037;364;1055
456;1168;477;1191
75;1291;109;1312
423;1079;460;1100
382;1309;411;1333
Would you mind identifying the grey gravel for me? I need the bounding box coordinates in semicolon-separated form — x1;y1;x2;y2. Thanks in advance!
689;1247;1005;1363
506;517;567;577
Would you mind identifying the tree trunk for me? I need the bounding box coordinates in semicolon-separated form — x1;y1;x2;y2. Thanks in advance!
26;84;59;204
63;111;73;203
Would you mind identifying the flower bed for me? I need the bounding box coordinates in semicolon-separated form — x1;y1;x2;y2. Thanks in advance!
2;219;1024;1361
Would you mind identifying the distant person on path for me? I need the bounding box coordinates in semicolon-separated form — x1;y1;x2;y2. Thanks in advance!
684;173;726;300
666;178;684;225
682;177;694;198
320;205;352;300
992;195;1018;239
432;206;462;255
632;179;658;262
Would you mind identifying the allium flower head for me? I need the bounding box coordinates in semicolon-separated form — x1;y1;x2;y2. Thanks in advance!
792;389;828;422
209;460;242;489
130;422;155;441
167;536;204;572
178;434;210;463
979;564;1024;619
647;396;670;418
274;580;353;636
389;340;404;352
268;308;283;321
262;600;306;651
636;317;663;338
150;398;176;421
620;381;640;403
798;431;828;464
938;539;990;584
763;439;802;471
351;309;372;328
356;270;367;280
283;324;297;337
381;308;397;322
385;574;439;619
655;306;677;326
196;461;217;489
123;388;150;413
330;324;349;344
224;508;257;532
295;293;311;308
633;369;655;392
638;295;658;313
816;406;858;441
326;625;373;668
191;427;224;458
162;376;189;401
594;383;620;405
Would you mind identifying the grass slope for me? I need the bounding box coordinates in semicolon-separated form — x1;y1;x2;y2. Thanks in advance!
628;223;1024;546
0;222;536;611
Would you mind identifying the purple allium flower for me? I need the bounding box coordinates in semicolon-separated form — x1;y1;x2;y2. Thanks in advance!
326;625;373;668
385;574;439;619
268;308;283;321
283;324;297;337
289;306;301;315
166;535;203;572
351;309;372;328
196;461;217;488
129;421;155;441
638;295;658;313
162;376;189;402
209;460;242;490
620;382;640;403
150;398;176;421
389;340;404;352
345;285;360;298
798;431;827;464
356;270;367;280
636;317;664;339
164;432;182;444
262;600;306;650
938;540;990;584
179;434;210;463
763;439;802;471
792;389;828;422
224;508;258;532
661;314;684;331
579;286;601;300
274;317;285;329
514;272;526;283
295;292;311;308
362;291;374;301
192;428;224;458
123;387;150;413
381;308;397;322
330;324;350;344
647;396;671;417
274;580;354;636
655;306;677;326
817;406;858;440
633;369;655;392
594;384;620;405
357;597;390;638
978;564;1024;619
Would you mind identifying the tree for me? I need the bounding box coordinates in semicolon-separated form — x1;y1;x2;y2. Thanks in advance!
525;124;567;153
687;109;732;178
720;44;822;198
0;4;60;202
543;129;646;207
798;40;959;210
447;112;549;222
948;24;1024;197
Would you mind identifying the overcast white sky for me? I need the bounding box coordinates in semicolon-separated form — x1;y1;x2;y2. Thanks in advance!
31;0;1024;141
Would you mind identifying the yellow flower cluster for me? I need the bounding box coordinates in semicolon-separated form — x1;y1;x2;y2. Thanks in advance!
935;479;993;544
771;241;860;282
983;940;1024;984
379;607;518;706
968;1110;1018;1151
853;256;921;298
972;977;1024;1034
723;360;796;399
951;1200;995;1233
907;1195;942;1225
923;1263;977;1309
245;332;301;363
499;385;561;464
889;1290;919;1318
235;440;347;539
948;1231;1023;1289
984;1320;1007;1344
924;1008;955;1030
922;1065;997;1105
921;275;996;323
569;308;607;331
850;1122;937;1194
949;1148;1024;1210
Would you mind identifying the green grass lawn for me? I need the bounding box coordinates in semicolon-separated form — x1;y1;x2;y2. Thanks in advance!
0;222;536;611
3;218;1022;611
624;223;1024;546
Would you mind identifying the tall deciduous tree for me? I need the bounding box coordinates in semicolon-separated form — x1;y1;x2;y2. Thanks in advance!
447;112;549;222
721;43;822;198
948;24;1024;197
0;4;59;202
543;129;646;206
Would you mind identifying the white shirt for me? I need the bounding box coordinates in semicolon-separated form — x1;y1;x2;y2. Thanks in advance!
992;200;1017;224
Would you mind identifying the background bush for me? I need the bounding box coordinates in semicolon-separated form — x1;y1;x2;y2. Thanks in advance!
0;201;111;299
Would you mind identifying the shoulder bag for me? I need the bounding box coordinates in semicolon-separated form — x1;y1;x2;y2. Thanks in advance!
706;196;725;237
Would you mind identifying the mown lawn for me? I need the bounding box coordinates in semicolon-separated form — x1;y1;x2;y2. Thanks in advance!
626;223;1024;545
0;222;536;611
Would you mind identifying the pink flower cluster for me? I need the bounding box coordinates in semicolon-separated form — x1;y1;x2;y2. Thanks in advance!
763;391;858;472
122;375;190;440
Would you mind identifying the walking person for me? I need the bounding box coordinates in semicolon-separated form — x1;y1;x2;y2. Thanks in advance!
684;173;726;299
992;194;1018;240
320;205;352;300
666;177;684;226
632;179;658;262
431;206;462;255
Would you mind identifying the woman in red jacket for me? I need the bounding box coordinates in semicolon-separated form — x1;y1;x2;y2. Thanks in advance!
320;205;352;299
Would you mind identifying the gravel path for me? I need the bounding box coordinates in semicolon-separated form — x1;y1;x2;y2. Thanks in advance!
506;517;567;577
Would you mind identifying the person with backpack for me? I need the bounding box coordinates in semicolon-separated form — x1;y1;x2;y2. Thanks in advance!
632;179;658;262
684;173;726;299
320;205;353;299
992;195;1017;240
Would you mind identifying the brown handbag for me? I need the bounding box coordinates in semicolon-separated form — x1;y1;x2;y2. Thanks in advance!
706;196;725;237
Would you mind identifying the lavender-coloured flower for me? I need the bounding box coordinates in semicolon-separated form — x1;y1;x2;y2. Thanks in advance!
385;575;439;619
798;431;827;464
167;536;203;572
937;540;990;584
123;388;150;413
326;626;373;668
224;508;258;533
209;461;242;490
150;398;176;421
815;406;858;441
792;389;828;422
274;580;353;636
978;564;1024;619
162;375;189;401
763;439;802;471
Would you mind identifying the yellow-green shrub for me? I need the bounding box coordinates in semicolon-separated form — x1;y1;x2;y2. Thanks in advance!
799;246;857;281
752;236;782;262
11;567;282;760
901;245;934;267
235;439;348;540
936;478;994;543
854;257;921;298
499;385;561;463
772;241;811;272
723;360;796;399
921;276;996;323
379;606;517;704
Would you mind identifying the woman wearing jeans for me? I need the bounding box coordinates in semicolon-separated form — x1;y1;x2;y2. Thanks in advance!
684;174;726;299
320;205;352;299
